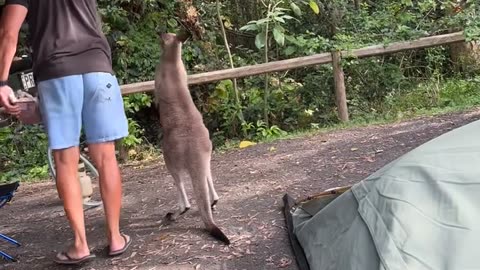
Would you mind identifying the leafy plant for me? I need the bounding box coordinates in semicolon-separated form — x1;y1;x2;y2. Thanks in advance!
122;93;152;149
241;120;287;140
254;120;287;140
240;0;299;127
0;125;48;183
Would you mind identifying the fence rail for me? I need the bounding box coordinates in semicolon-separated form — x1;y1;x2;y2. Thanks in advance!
120;31;466;120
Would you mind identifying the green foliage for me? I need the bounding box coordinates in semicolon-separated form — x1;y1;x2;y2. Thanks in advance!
240;0;302;50
242;120;287;141
383;75;480;119
439;77;480;107
0;125;48;183
283;33;331;56
464;5;480;42
3;0;480;181
122;94;153;148
205;74;317;143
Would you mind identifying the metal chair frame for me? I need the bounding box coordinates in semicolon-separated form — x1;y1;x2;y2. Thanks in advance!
0;181;21;262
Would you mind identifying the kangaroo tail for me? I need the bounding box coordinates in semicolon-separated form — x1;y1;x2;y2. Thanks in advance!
209;225;231;245
190;168;230;245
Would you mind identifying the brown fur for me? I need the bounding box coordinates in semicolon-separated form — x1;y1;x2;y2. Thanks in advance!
153;33;230;245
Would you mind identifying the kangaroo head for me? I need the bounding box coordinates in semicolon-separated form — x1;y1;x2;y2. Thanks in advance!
160;29;190;46
160;33;181;48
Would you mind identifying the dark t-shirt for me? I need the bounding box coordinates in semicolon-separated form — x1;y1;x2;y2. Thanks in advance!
5;0;113;82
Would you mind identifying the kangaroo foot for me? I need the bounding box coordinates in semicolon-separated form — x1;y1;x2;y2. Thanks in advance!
211;200;218;210
165;207;190;222
180;207;190;215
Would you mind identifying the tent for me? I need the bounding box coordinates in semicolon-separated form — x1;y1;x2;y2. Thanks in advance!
284;119;480;270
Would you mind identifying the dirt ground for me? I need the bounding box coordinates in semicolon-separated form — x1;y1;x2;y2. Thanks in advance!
2;109;480;270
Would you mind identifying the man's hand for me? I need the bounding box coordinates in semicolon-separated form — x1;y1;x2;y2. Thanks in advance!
0;85;20;115
0;3;28;103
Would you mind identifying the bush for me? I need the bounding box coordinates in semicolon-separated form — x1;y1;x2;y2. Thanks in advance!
0;125;48;183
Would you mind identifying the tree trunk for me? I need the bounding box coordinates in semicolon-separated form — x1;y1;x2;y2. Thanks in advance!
354;0;360;10
450;42;480;73
448;0;479;72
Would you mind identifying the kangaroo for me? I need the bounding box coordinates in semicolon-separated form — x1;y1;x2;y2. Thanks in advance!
153;32;230;245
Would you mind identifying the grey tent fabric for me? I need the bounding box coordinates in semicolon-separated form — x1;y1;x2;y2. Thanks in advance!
291;119;480;270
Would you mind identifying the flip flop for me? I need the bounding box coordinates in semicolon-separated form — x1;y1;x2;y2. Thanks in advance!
54;251;96;265
108;233;132;257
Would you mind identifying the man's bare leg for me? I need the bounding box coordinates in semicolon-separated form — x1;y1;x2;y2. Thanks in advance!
53;146;91;259
88;141;128;252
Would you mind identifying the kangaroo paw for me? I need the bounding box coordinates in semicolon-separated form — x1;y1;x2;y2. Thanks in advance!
165;207;190;222
180;207;190;215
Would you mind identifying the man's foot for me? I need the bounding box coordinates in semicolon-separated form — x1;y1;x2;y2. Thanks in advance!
54;251;95;265
108;233;132;256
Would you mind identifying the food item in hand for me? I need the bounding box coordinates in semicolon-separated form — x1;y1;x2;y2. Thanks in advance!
16;98;41;125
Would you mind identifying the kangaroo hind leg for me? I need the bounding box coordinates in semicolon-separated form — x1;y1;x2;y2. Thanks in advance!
165;172;191;222
206;169;219;209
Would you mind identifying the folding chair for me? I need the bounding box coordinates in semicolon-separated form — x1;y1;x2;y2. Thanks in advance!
0;181;21;262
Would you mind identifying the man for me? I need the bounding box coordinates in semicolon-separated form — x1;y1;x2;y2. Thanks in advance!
0;0;131;265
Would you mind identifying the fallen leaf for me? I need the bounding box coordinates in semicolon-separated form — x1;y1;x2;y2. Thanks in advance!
239;140;257;148
278;257;292;268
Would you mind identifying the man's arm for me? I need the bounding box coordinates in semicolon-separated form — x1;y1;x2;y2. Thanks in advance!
0;3;27;81
0;3;27;112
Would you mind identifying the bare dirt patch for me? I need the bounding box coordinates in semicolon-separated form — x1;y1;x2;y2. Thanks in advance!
2;109;480;270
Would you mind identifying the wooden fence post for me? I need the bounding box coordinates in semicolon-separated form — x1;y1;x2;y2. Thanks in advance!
332;50;349;122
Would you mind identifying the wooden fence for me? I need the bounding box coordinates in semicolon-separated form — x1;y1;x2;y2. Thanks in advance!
120;31;466;121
